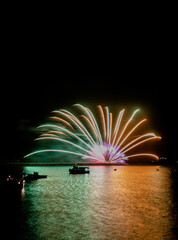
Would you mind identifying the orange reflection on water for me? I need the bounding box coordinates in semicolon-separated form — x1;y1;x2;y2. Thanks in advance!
22;166;176;240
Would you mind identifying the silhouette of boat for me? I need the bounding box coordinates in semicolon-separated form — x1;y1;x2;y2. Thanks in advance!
69;165;90;174
0;175;24;193
24;171;47;180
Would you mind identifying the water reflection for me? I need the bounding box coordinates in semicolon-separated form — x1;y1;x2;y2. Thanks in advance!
169;166;178;238
0;165;177;239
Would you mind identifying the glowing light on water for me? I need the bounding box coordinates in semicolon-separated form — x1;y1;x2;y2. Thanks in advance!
24;104;161;162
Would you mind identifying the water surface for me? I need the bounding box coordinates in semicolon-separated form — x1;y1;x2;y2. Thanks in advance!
0;165;177;239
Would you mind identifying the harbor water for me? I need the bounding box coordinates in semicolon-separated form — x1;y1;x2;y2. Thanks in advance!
0;165;177;240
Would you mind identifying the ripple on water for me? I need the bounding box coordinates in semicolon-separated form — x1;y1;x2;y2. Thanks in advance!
1;165;177;240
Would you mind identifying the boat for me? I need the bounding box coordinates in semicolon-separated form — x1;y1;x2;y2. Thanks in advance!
0;175;24;193
69;165;90;174
24;171;47;180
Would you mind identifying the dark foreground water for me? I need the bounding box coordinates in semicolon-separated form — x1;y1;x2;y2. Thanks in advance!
0;165;178;240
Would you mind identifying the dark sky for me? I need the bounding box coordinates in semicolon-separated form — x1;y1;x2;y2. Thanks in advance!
1;64;175;163
0;10;176;163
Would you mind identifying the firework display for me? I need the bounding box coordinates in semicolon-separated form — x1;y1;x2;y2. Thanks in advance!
24;104;161;162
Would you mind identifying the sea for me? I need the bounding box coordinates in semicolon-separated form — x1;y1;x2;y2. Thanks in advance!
0;165;177;240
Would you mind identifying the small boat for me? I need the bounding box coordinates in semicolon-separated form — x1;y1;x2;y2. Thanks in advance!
0;175;24;193
69;165;90;174
24;171;47;180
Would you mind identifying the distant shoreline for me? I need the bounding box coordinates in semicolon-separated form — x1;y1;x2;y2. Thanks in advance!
0;162;129;166
0;162;163;166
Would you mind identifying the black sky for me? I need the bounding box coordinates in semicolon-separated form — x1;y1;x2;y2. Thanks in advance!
1;66;175;163
1;9;176;164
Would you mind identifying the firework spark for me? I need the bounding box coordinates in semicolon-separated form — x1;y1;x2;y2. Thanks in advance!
24;104;161;162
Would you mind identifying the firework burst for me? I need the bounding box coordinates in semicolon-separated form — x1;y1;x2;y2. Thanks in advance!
24;104;161;162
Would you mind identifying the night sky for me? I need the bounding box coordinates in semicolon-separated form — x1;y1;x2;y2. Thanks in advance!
1;68;175;164
1;11;176;164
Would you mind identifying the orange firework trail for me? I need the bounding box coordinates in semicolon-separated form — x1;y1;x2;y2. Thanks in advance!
24;104;161;162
